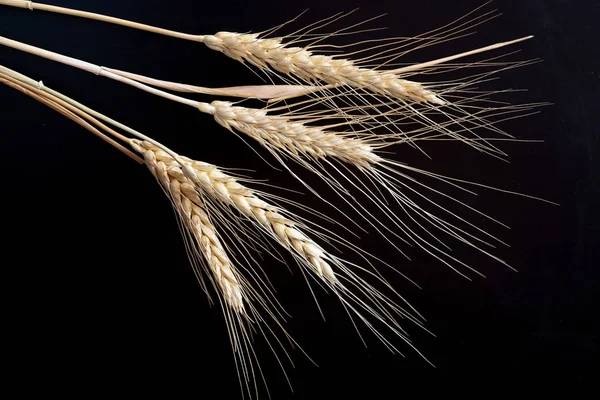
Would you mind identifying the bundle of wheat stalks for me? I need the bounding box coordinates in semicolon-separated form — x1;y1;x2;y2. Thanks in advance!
0;1;554;397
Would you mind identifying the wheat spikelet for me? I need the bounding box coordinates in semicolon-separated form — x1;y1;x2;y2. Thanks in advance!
199;100;383;169
134;140;245;313
202;31;444;105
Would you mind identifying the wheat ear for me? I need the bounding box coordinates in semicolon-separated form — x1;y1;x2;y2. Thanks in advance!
200;100;383;168
132;140;338;285
202;31;443;104
137;142;246;313
128;140;431;360
0;68;246;313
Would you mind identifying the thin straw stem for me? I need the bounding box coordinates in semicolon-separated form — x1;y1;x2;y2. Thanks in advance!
0;74;143;163
0;0;206;42
0;64;183;162
0;35;199;108
1;72;129;144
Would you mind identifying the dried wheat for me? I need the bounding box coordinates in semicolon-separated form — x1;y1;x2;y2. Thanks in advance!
202;31;443;104
132;139;338;285
127;137;435;395
136;141;246;312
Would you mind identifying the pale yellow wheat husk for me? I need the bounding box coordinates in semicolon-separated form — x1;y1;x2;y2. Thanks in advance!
199;100;383;169
202;31;444;104
134;140;246;313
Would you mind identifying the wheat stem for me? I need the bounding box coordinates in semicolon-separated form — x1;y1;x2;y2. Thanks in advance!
0;35;200;106
0;0;205;41
0;73;143;163
0;71;128;142
0;64;185;162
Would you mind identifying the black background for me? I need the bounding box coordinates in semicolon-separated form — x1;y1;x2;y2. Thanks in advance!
1;0;598;397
